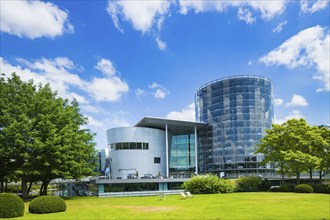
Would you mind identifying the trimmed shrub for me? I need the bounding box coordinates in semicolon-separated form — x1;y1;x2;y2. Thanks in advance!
29;196;66;214
311;184;330;194
218;179;237;193
0;193;25;218
294;184;313;193
236;176;262;192
182;174;236;194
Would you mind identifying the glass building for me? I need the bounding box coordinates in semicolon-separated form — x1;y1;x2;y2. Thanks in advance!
195;75;275;178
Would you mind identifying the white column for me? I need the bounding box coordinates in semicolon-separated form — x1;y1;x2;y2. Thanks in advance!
165;123;169;178
194;125;198;174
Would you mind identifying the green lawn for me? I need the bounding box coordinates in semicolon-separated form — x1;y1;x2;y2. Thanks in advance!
17;193;329;219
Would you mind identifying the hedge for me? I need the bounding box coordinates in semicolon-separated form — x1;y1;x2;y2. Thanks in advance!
29;195;66;214
0;193;25;218
294;184;313;193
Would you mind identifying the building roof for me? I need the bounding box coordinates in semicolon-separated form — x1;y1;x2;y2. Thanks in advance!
135;116;207;134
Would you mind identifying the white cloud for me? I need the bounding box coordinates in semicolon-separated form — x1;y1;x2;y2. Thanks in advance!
179;1;286;20
148;82;169;99
149;82;160;89
0;0;73;39
285;94;308;107
154;89;167;99
166;103;195;121
155;37;167;50
0;57;129;104
260;25;330;91
135;88;146;98
106;0;170;34
274;110;305;124
274;98;284;106
272;20;288;33
82;105;101;114
86;77;129;102
247;60;253;65
87;116;105;128
237;8;256;24
87;58;129;102
0;57;83;101
95;58;116;76
300;0;329;14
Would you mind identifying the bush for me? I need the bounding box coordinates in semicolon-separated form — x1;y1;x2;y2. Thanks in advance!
218;179;237;193
236;176;262;192
0;193;25;218
311;184;330;194
29;196;66;214
182;174;236;194
294;184;313;193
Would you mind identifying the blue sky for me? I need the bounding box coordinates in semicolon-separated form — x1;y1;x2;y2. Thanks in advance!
1;0;329;149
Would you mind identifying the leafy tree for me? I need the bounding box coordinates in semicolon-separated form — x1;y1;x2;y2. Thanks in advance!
0;73;97;197
256;123;287;184
256;118;329;184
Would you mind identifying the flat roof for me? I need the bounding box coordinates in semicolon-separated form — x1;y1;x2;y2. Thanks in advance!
135;116;207;134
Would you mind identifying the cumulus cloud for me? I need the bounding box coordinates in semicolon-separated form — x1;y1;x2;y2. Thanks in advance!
87;116;105;128
135;88;146;98
0;57;83;100
272;20;288;33
300;0;330;14
274;110;305;124
285;94;308;107
166;103;196;121
149;82;169;99
107;1;287;50
0;0;73;39
237;8;256;24
88;59;129;102
106;0;170;34
260;25;330;92
274;98;284;106
95;58;116;76
0;57;129;103
155;37;167;50
179;1;286;20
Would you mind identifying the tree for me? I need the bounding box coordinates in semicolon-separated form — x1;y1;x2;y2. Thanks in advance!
0;73;97;197
256;118;329;184
256;123;287;184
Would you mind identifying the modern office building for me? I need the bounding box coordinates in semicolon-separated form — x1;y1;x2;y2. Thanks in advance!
106;117;206;180
195;75;274;177
101;75;275;183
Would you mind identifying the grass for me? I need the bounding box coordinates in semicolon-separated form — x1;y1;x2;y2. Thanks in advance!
16;192;329;219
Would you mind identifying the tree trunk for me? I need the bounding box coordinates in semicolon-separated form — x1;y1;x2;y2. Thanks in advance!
0;178;3;192
296;173;300;185
319;171;323;184
281;172;285;185
309;167;313;184
5;179;7;192
40;180;50;195
27;181;33;195
21;178;28;198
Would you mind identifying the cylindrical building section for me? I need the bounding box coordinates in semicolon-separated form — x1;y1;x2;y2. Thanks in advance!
106;127;166;179
195;75;274;178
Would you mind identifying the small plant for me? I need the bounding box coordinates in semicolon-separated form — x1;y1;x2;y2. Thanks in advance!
294;184;313;193
0;193;25;218
29;195;66;214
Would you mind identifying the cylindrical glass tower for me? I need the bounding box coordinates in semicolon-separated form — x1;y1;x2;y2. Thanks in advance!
195;75;274;178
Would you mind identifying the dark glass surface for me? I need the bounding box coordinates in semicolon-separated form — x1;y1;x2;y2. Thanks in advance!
196;76;274;178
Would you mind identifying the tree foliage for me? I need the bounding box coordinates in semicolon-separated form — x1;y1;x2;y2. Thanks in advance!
256;118;329;184
0;73;97;197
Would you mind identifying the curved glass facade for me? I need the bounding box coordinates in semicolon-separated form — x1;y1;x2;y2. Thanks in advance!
195;76;274;178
